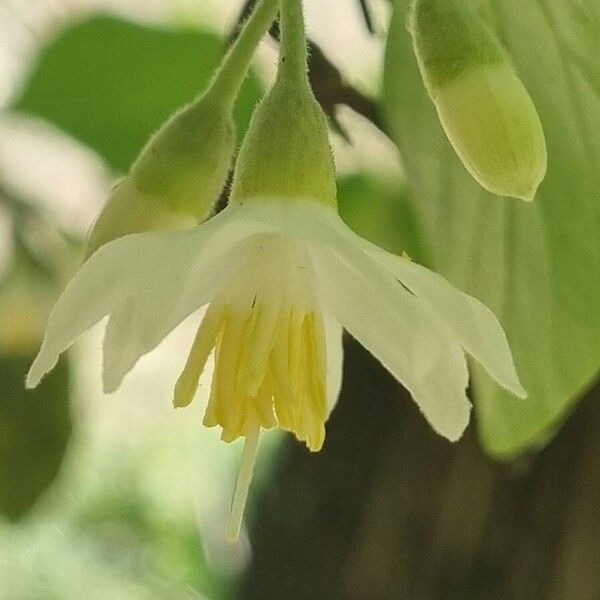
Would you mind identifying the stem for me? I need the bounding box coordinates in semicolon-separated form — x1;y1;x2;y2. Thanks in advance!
226;423;262;542
278;0;309;84
207;0;279;110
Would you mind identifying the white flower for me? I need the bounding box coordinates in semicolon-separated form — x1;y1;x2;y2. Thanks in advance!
27;197;525;448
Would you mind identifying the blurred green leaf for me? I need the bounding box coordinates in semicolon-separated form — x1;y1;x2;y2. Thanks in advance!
0;353;71;520
383;1;600;457
337;173;428;261
13;14;262;172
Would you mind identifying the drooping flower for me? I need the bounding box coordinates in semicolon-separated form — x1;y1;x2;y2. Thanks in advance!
26;196;525;535
27;0;526;541
27;195;526;436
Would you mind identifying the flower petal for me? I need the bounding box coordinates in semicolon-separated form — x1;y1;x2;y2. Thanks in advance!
27;206;262;390
323;311;344;414
102;297;144;393
309;240;471;442
359;245;526;398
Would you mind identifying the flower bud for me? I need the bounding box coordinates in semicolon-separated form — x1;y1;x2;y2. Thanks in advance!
130;98;235;214
409;0;547;201
84;95;234;258
84;177;197;258
85;0;280;258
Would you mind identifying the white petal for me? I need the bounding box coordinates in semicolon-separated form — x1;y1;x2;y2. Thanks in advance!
359;245;526;398
232;198;341;243
309;240;471;442
323;311;344;414
102;297;142;393
27;206;261;390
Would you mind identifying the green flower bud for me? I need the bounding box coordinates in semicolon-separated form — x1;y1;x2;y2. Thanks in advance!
85;177;196;258
409;0;547;201
130;96;235;216
231;0;337;207
85;92;234;259
85;0;279;257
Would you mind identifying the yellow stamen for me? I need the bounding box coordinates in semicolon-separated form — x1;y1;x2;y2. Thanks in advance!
240;300;281;397
226;422;261;542
199;301;328;452
271;308;295;430
173;306;224;408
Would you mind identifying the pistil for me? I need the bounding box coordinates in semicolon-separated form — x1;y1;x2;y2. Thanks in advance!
226;422;262;542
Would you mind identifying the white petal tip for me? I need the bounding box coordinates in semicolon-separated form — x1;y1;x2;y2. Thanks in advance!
498;373;527;399
25;371;42;390
25;354;53;389
445;431;466;444
102;379;120;395
427;400;471;443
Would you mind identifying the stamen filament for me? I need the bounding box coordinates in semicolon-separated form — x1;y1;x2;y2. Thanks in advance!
173;306;224;408
226;422;261;542
279;0;309;85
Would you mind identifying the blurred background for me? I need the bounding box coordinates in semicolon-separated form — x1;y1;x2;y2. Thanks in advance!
0;1;398;598
1;1;599;599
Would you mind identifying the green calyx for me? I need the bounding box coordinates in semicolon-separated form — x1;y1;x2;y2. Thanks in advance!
231;0;337;207
129;0;281;216
85;0;279;256
85;90;234;259
129;93;235;216
84;178;196;258
230;79;337;207
409;0;506;92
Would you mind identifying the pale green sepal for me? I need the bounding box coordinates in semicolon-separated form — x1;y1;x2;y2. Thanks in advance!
409;0;505;90
85;178;196;259
26;207;264;392
359;243;526;398
230;80;337;208
309;239;471;442
129;95;235;215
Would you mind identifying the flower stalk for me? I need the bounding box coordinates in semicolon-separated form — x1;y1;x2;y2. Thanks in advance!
278;0;309;85
231;0;337;207
207;0;280;111
227;422;261;542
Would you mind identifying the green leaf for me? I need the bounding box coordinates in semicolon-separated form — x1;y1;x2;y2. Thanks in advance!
337;173;428;261
13;14;262;172
383;0;600;457
0;353;71;520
